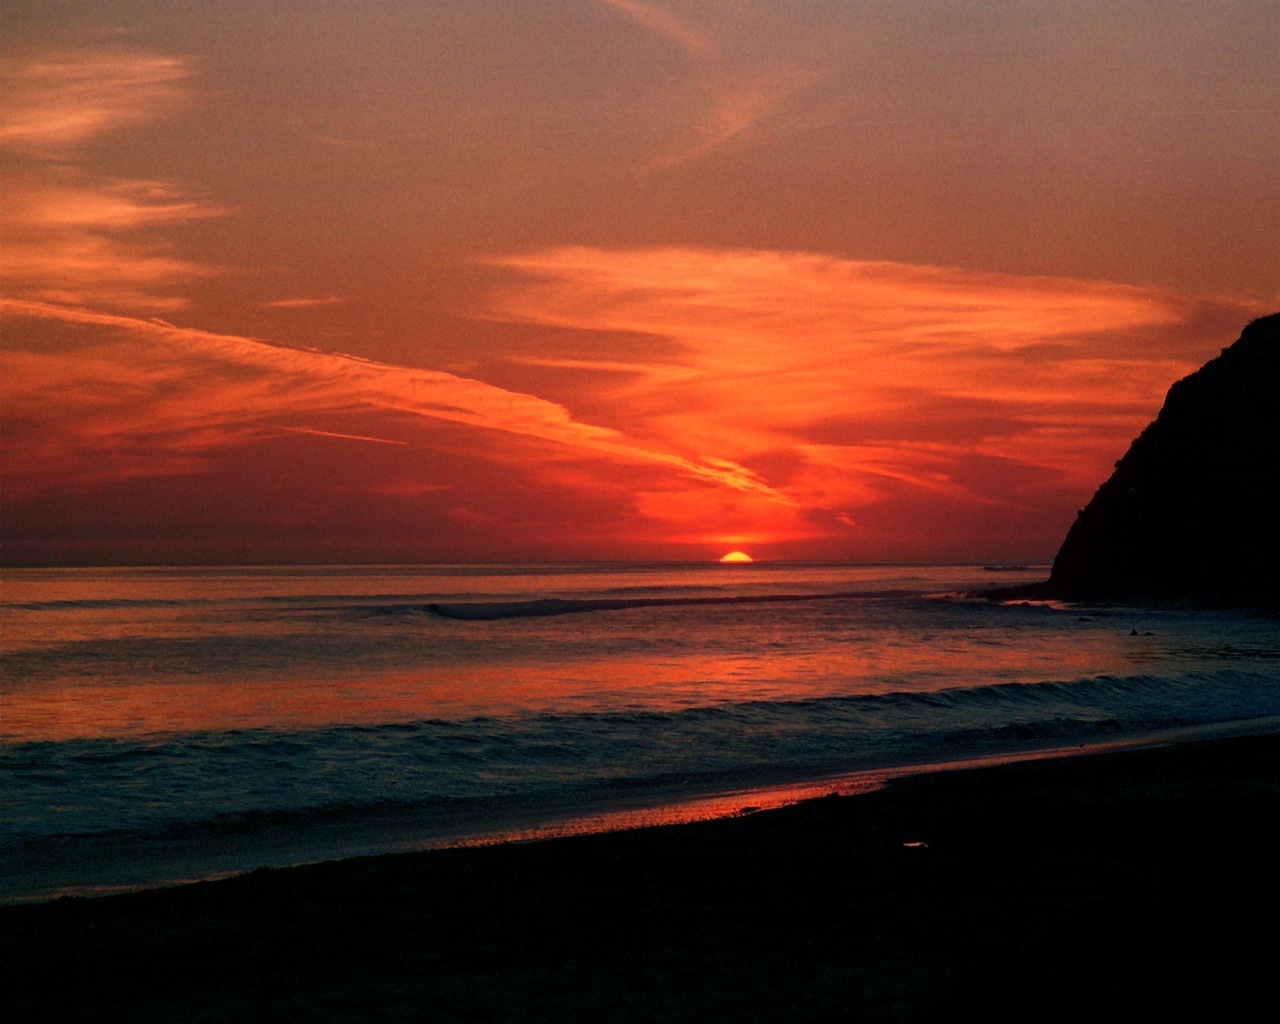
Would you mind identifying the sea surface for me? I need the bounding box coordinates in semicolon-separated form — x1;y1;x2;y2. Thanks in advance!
4;562;1279;902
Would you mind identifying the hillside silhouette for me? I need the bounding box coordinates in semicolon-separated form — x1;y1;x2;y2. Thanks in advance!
1023;313;1280;607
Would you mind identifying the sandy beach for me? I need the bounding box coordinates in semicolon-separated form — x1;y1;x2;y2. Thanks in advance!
5;731;1279;1022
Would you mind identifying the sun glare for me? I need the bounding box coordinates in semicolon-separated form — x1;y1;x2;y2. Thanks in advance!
719;551;753;563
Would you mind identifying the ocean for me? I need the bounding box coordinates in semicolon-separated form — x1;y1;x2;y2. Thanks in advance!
4;562;1279;903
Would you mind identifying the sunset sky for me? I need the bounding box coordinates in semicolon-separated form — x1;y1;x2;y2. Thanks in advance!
4;1;1277;565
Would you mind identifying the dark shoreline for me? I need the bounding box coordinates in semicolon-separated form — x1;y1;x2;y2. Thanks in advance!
6;731;1280;1021
979;578;1280;614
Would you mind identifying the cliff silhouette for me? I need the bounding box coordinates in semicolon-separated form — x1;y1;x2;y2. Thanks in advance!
1028;313;1280;607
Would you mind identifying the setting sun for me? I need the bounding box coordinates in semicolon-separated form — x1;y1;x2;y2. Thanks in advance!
719;551;754;563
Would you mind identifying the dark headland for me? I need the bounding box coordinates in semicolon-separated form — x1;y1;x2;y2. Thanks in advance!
1000;312;1280;608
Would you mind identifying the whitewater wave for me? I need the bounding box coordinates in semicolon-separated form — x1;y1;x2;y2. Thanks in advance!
426;590;919;620
6;669;1277;846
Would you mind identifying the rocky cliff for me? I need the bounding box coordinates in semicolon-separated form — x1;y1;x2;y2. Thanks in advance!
1044;313;1279;606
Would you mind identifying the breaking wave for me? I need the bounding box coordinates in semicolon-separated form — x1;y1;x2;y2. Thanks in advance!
5;669;1277;847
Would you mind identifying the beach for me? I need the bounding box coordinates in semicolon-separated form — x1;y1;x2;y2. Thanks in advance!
5;731;1278;1022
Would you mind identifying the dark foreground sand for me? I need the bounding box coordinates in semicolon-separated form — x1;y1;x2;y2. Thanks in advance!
5;733;1280;1022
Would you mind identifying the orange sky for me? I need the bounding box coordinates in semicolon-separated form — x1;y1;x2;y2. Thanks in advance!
3;1;1277;564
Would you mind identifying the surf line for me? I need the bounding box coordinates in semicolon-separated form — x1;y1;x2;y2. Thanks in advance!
427;590;915;621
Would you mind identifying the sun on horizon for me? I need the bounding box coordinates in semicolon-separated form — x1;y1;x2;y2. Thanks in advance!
719;551;754;564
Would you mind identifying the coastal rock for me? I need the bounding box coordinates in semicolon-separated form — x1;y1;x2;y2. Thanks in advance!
1045;313;1280;606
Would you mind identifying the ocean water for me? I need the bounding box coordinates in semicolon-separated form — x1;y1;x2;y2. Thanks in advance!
3;562;1279;902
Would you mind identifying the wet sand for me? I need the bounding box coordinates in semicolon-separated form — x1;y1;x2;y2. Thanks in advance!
5;732;1279;1021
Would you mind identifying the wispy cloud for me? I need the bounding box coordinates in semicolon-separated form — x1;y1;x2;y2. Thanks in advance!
5;177;223;311
13;179;222;230
600;1;813;169
481;245;1259;547
655;66;814;170
2;298;791;509
1;51;222;312
275;426;409;446
0;51;190;156
263;297;348;309
601;0;710;56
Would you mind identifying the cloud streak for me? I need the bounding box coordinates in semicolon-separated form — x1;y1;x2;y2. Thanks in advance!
2;50;223;312
275;426;410;446
600;1;814;170
2;298;790;508
263;297;348;309
601;0;710;56
480;246;1257;548
0;50;190;156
